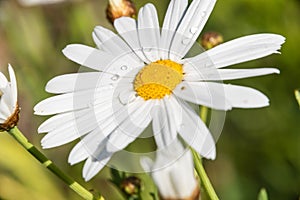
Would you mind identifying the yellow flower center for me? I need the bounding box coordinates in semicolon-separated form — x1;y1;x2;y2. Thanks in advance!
134;60;183;100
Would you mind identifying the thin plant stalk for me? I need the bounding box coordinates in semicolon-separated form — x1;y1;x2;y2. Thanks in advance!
192;106;219;200
8;126;105;200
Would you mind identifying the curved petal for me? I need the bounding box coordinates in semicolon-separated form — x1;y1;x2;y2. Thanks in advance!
186;34;285;69
169;0;216;61
160;0;188;60
138;3;161;62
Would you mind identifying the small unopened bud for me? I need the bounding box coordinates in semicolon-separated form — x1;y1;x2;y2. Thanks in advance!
0;104;20;131
201;32;224;50
106;0;137;24
120;176;141;196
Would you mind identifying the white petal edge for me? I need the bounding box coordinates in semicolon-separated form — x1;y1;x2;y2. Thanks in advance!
184;67;280;81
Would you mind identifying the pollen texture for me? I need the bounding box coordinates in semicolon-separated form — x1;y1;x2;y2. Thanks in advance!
134;60;183;100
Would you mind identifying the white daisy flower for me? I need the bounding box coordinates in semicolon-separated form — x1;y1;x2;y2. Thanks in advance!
141;141;199;200
34;0;285;181
0;65;19;131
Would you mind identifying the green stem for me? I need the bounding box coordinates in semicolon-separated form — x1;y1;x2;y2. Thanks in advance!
192;106;219;200
192;149;219;200
8;126;104;200
200;106;209;123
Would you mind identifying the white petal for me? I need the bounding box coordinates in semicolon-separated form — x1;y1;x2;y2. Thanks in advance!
62;44;116;71
114;17;149;63
34;86;114;115
41;109;99;148
177;99;216;159
69;127;108;165
169;0;216;61
186;34;285;69
138;4;160;62
106;99;154;152
175;81;270;110
160;0;188;60
152;98;177;149
68;141;90;165
169;150;197;198
0;85;13;115
46;72;102;94
140;157;154;172
184;67;280;81
222;84;270;108
92;26;143;66
174;81;232;110
0;72;8;88
83;156;110;181
8;64;17;105
34;91;90;115
38;112;74;133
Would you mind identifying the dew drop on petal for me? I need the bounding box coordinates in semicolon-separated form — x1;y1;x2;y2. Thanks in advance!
121;65;128;71
190;27;198;34
111;74;120;81
201;11;206;17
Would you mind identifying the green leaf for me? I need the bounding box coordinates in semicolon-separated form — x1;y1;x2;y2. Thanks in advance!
258;188;268;200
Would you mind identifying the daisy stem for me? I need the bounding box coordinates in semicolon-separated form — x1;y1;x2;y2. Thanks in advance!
8;126;105;200
192;149;219;200
192;106;219;200
200;106;209;123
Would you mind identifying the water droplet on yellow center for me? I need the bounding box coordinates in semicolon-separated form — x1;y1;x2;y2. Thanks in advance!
134;60;183;100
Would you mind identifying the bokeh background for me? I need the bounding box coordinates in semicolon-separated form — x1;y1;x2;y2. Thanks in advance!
0;0;299;199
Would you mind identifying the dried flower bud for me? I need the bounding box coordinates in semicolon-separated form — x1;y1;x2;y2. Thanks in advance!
120;176;141;196
106;0;137;24
201;32;224;50
0;65;19;131
0;104;20;131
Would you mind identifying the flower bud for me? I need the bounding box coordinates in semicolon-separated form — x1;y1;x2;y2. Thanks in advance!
201;32;224;50
120;176;141;196
106;0;137;24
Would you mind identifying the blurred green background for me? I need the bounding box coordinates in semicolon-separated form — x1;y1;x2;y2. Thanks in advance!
0;0;299;199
